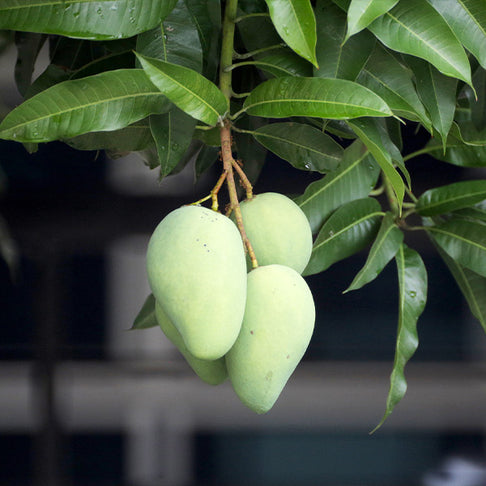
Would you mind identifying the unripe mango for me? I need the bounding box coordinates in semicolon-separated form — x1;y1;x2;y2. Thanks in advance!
226;264;315;414
146;205;247;360
236;192;312;273
155;302;227;385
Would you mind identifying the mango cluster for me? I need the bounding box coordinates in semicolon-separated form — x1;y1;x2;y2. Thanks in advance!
146;192;315;414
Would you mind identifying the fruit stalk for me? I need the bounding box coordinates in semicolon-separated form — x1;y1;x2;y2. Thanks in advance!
219;0;258;269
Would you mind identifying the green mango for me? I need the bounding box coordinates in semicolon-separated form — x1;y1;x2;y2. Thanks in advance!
155;302;227;385
226;264;315;414
236;192;313;273
146;205;247;360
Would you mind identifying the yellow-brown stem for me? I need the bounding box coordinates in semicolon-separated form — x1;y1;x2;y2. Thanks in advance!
210;171;227;211
220;121;258;269
232;159;253;200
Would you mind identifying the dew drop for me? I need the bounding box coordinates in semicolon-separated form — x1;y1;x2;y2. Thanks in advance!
409;290;417;298
110;4;118;10
304;162;311;170
73;11;80;17
129;16;136;23
328;230;334;237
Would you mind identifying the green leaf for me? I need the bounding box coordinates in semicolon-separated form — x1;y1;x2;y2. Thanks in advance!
252;122;343;172
131;294;158;330
66;119;153;153
136;54;227;126
303;198;383;276
314;0;375;81
252;50;313;78
345;0;398;41
14;32;47;96
426;134;486;167
0;69;170;143
427;218;486;277
356;46;432;131
368;0;472;86
242;76;393;119
194;144;220;180
373;244;427;432
0;0;178;40
345;212;404;292
193;126;221;146
136;0;203;73
428;0;486;70
264;0;318;67
454;201;486;223
347;117;406;212
151;107;197;178
416;180;486;216
434;243;486;332
295;140;380;233
405;56;457;148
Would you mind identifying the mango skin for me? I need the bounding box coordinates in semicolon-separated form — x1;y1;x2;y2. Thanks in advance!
146;205;247;360
226;264;315;414
155;303;227;385
237;192;313;274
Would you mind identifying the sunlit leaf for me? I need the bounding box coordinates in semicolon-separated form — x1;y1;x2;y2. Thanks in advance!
373;244;427;432
136;54;228;126
252;122;343;172
345;0;398;41
0;0;178;40
264;0;318;66
428;0;486;70
368;0;472;86
0;69;171;143
346;212;403;292
295;140;380;233
242;76;393;119
303;198;382;276
252;50;313;77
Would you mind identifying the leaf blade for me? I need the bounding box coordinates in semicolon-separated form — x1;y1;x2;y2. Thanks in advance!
373;244;427;431
0;69;170;143
131;294;158;330
346;0;398;40
346;212;404;292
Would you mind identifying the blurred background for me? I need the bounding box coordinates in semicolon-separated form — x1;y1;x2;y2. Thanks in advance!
2;37;486;486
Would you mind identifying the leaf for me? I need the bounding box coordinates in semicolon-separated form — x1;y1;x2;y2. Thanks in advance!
314;0;375;81
14;32;47;96
0;0;178;40
345;0;398;41
426;134;486;167
136;53;228;126
295;140;380;233
242;76;393;119
428;0;486;70
130;294;158;330
252;50;313;78
373;244;427;432
454;201;486;223
416;180;486;216
303;198;382;276
252;122;343;172
434;243;486;332
151;107;197;178
367;0;472;86
0;69;171;143
264;0;318;67
66;119;153;152
347;117;406;212
356;45;432;130
405;56;457;148
136;0;203;73
427;218;486;278
345;212;404;292
194;144;220;180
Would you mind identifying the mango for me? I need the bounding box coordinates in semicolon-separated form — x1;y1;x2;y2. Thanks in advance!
155;302;227;385
146;205;247;360
226;264;315;414
236;192;313;273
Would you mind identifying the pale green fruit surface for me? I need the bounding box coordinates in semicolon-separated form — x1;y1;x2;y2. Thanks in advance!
237;192;313;274
155;303;227;385
146;205;247;360
226;264;315;414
